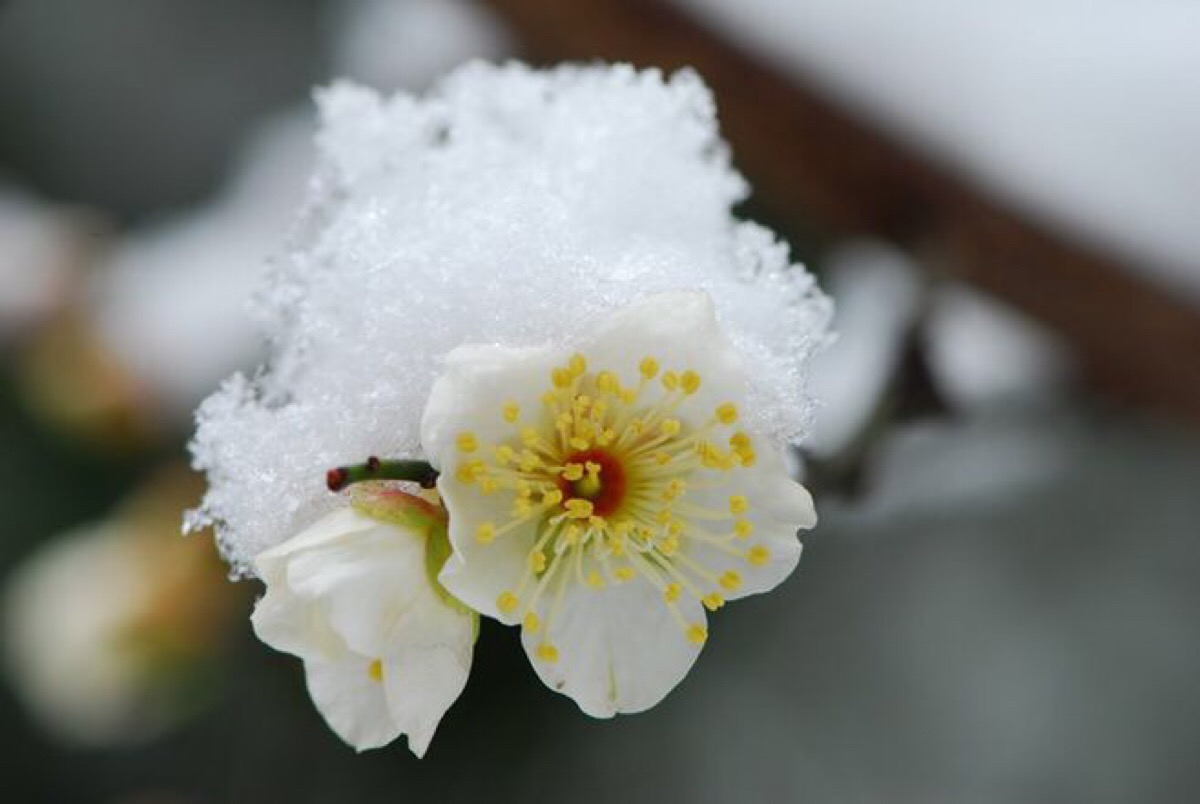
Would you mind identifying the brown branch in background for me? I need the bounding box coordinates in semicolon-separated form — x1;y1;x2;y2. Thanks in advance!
485;0;1200;426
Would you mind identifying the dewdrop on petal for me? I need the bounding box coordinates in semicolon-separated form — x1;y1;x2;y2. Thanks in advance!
188;63;831;727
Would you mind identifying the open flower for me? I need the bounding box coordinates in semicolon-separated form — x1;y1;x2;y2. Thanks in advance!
250;488;475;756
422;291;816;716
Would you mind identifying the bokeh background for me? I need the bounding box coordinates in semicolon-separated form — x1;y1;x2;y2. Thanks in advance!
1;1;1198;802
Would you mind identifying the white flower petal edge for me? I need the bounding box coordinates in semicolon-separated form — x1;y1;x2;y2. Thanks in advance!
422;290;817;717
251;499;475;756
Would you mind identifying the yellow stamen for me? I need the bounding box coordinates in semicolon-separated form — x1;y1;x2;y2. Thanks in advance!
552;368;573;388
497;591;519;613
564;499;594;519
747;545;771;566
568;353;587;377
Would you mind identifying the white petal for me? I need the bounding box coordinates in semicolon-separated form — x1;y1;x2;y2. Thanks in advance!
422;341;566;622
317;535;430;658
584;290;747;427
436;479;538;623
382;640;474;758
683;444;816;601
250;584;345;662
304;655;401;751
254;507;378;583
521;582;705;718
421;342;559;467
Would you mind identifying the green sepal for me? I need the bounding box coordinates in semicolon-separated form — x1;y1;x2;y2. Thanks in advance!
350;483;444;532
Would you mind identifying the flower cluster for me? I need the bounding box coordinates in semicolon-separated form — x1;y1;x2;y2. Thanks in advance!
190;63;830;755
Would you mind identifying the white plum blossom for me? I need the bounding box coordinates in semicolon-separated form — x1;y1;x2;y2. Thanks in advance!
251;489;475;756
2;469;236;747
190;63;832;745
422;291;816;715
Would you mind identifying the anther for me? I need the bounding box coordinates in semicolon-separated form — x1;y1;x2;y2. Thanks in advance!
568;353;587;377
497;591;519;613
747;545;771;566
552;368;573;388
565;499;594;519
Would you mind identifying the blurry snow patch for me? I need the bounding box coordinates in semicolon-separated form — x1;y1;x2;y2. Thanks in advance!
88;112;314;417
861;413;1070;516
806;241;922;456
672;0;1200;301
925;282;1074;412
329;0;512;91
0;186;83;339
190;64;832;573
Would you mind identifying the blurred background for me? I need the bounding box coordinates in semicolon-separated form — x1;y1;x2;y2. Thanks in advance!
1;1;1197;802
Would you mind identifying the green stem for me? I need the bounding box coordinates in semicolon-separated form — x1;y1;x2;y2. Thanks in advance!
326;457;439;492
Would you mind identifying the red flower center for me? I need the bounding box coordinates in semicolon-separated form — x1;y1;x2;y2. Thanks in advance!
558;448;627;517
